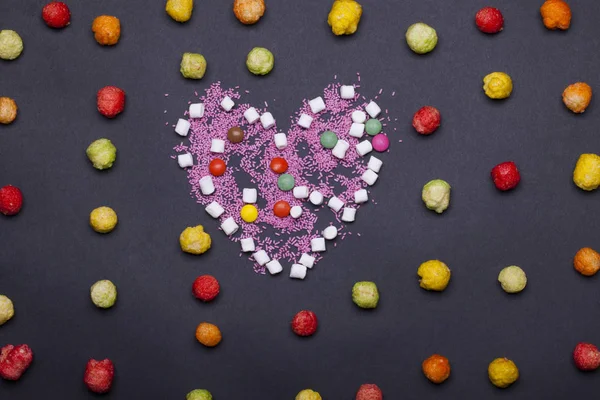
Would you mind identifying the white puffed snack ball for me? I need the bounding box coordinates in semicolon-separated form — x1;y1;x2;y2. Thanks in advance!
367;156;383;173
175;118;191;137
366;101;382;118
290;264;307;279
240;237;256;252
297;114;313;129
205;201;224;218
293;186;309;199
328;196;344;212
311;237;326;252
221;217;239;235
243;188;258;203
290;205;303;219
323;226;338;240
274;133;287;150
210;139;225;153
253;250;270;266
244;107;260;124
352;110;367;124
299;253;315;269
309;96;326;114
265;260;283;275
362;169;379;186
356;140;373;157
221;96;235;112
189;103;205;118
332;139;350;159
260;112;276;129
199;176;215;195
341;207;356;222
309;191;324;205
349;123;365;138
340;85;355;99
354;189;368;204
178;153;193;168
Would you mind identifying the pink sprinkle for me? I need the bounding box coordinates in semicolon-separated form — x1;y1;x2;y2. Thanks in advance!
165;94;169;97
378;89;383;95
392;91;396;96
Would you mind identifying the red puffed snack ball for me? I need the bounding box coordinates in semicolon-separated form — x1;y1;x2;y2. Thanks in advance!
356;383;383;400
291;310;318;337
42;2;71;28
475;7;504;34
84;359;114;393
97;86;126;118
192;275;220;302
412;106;441;135
0;344;33;381
491;161;520;191
573;343;600;371
0;185;23;216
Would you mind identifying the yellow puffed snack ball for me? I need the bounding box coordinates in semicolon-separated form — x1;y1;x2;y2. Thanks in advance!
166;0;193;22
327;0;362;36
180;225;212;255
483;72;513;99
89;206;118;233
573;153;600;191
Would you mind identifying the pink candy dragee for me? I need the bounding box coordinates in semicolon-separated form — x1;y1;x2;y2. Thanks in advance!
172;79;396;274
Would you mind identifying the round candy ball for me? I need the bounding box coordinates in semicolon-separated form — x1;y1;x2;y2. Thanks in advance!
0;295;14;326
498;266;527;293
180;52;207;79
352;281;379;309
180;225;212;254
0;30;24;60
246;47;274;76
240;204;258;223
192;275;220;302
372;134;389;152
86;138;117;170
422;179;451;214
320;131;338;148
0;97;18;125
89;206;118;233
405;22;437;54
186;389;213;400
270;157;288;174
277;174;295;191
227;126;244;143
273;200;291;218
90;280;117;309
209;159;226;176
365;119;382;136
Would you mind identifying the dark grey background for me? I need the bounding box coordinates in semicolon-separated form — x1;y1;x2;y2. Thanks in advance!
1;0;600;398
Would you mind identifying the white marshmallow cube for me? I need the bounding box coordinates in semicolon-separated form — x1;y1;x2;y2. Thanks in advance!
244;107;260;124
309;96;326;114
299;253;316;269
243;188;257;203
253;250;270;266
341;207;356;222
362;169;379;186
349;123;365;138
189;103;205;118
290;264;307;279
328;196;344;212
221;217;239;235
260;112;276;129
210;139;225;153
366;101;382;118
205;201;225;218
311;237;326;252
340;85;355;99
297;114;313;129
332;140;350;159
356;140;373;157
240;238;256;252
274;133;287;150
265;260;283;275
293;186;309;199
368;156;383;173
323;226;338;240
221;96;235;112
290;206;303;219
352;110;367;124
354;189;369;204
309;191;324;205
199;176;215;195
175;119;191;137
177;153;193;168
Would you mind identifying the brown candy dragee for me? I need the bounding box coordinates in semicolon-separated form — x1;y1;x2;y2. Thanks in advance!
227;126;244;143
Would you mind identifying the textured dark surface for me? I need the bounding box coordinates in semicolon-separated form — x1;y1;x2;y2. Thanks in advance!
1;0;600;398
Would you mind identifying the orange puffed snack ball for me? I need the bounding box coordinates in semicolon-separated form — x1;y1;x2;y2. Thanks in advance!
540;0;571;30
574;247;600;276
563;82;592;113
422;354;451;384
195;322;222;347
92;15;121;45
233;0;265;25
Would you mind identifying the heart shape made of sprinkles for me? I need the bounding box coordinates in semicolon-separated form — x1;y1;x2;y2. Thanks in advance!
171;76;396;278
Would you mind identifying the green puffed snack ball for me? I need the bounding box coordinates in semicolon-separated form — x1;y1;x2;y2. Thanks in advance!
405;22;437;54
86;138;117;170
180;52;207;79
0;295;15;326
246;47;274;76
422;179;451;213
352;281;379;309
90;280;117;308
186;389;213;400
498;266;527;293
0;30;24;60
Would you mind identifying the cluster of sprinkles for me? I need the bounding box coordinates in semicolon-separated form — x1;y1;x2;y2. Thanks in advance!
172;76;395;276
